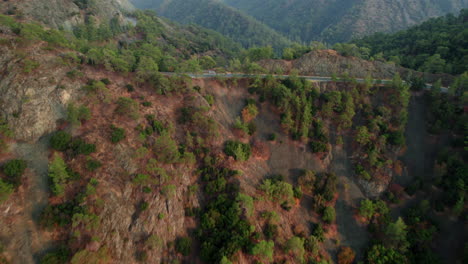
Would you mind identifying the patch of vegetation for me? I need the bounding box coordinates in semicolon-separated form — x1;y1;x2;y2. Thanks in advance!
115;97;140;120
223;140;251;161
175;237;192;256
50;131;72;151
48;154;70;197
67;103;91;127
109;125;126;143
1;159;27;187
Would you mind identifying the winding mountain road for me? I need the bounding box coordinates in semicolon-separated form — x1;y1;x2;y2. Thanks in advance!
163;72;443;90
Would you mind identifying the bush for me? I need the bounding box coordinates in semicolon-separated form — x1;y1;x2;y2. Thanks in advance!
175;237;191;256
125;84;134;92
50;131;72;151
70;138;96;156
40;246;71;264
115;97;139;120
109;125;125;143
85;158;102;172
100;78;111;85
154;132;180;164
0;179;13;203
310;141;328;153
338;246;355;264
48;154;69;196
251;240;274;261
2;159;27;187
322;206;336;223
67;104;91;126
224;140;251;161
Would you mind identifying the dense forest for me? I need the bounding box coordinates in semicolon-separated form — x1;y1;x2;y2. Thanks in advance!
223;0;467;43
130;0;292;50
353;9;468;74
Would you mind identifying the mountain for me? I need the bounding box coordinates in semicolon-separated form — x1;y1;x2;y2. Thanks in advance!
0;0;135;30
353;9;468;75
223;0;468;43
129;0;293;50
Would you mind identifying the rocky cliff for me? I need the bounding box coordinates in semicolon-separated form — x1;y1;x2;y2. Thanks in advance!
0;0;134;30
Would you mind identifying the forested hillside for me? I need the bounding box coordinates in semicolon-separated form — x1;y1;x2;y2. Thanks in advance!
130;0;292;50
353;9;468;75
223;0;468;43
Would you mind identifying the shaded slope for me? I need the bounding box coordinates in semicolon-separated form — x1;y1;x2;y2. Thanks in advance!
130;0;292;50
223;0;468;43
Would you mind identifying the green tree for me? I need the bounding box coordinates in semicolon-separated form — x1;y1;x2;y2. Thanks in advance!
385;217;409;251
322;206;336;224
367;244;407;264
136;56;159;83
154;132;180;164
356;126;371;145
420;54;446;73
2;159;27;187
0;179;13;203
285;236;305;263
359;199;375;220
50;131;72;151
48;154;69;196
175;237;191;256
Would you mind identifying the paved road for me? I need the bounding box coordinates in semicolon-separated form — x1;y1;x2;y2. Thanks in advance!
162;72;443;91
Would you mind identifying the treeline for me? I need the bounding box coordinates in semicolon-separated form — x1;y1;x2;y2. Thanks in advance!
352;9;468;75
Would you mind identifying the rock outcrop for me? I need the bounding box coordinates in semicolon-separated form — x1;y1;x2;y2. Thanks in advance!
0;0;134;30
0;43;81;142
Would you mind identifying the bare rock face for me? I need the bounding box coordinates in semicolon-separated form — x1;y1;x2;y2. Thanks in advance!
98;172;198;263
0;0;134;30
0;44;80;142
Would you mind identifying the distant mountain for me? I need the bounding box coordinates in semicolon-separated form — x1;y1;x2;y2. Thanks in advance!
223;0;468;43
129;0;293;50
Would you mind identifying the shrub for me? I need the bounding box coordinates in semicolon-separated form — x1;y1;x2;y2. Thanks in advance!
0;179;13;203
285;236;305;263
100;78;111;85
109;125;125;143
115;97;139;120
85;158;102;172
2;159;27;187
139;201;149;211
50;131;72;151
67;104;91;126
125;84;134;92
251;240;274;261
154;132;180;164
310;141;328;153
338;246;355;264
40;246;71;264
141;101;152;107
224;140;251;161
267;133;277;141
69;138;96;156
322;206;336;224
175;237;191;256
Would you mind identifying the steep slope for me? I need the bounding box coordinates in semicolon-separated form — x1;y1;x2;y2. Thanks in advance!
223;0;468;43
130;0;293;50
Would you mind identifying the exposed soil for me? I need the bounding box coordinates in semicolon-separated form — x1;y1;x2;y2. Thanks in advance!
1;136;54;264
